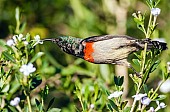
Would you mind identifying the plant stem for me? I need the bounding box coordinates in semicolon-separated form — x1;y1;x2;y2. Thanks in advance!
27;95;32;112
150;81;164;99
141;43;147;74
141;105;146;112
146;13;153;38
24;90;32;112
141;13;152;74
131;12;154;112
16;105;23;112
130;99;137;112
153;16;157;28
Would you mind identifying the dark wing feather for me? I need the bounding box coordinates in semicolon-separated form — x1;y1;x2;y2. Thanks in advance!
82;35;137;42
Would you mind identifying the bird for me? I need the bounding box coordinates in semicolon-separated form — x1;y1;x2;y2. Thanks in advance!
43;35;167;74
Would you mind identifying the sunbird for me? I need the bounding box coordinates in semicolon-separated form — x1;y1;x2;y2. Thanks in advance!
43;35;167;73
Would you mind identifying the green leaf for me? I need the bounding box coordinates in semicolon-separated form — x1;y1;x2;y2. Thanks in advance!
134;18;143;25
1;84;10;93
146;0;153;8
114;76;124;86
15;7;20;22
29;52;44;63
107;104;113;111
143;84;149;94
154;95;166;101
20;22;27;33
1;67;4;76
35;98;42;111
154;0;161;7
83;101;88;111
47;108;61;112
8;105;18;112
109;100;119;111
0;39;6;47
123;107;131;112
41;85;49;99
5;45;15;53
137;24;145;33
46;98;55;111
9;79;20;94
149;60;161;73
163;72;170;80
119;76;124;86
96;90;102;101
120;101;128;110
2;51;16;63
35;98;41;107
134;53;142;60
105;89;110;96
132;59;140;67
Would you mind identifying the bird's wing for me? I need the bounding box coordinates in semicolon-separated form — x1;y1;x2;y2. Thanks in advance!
82;35;137;42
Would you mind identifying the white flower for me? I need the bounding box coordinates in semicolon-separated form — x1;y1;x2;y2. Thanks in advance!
132;13;137;18
19;63;36;76
137;11;141;14
33;35;43;46
151;8;161;16
90;104;94;109
167;62;170;66
10;97;20;106
141;96;151;105
23;41;28;45
155;101;166;111
34;35;41;41
18;34;23;41
148;107;155;112
12;35;18;43
7;39;15;46
159;79;170;93
132;93;147;101
13;34;23;42
159;102;166;108
108;91;123;99
12;34;24;44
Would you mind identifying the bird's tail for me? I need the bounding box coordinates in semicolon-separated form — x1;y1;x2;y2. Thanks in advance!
137;38;167;51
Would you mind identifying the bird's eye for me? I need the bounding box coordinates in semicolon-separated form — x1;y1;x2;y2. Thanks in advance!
59;38;62;41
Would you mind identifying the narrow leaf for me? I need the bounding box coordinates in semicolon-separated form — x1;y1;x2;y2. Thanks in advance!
8;106;18;112
2;51;15;63
119;76;124;86
132;59;140;66
107;104;113;111
150;60;161;73
120;101;128;109
154;95;166;101
46;98;55;111
143;84;149;94
123;107;131;112
29;52;44;63
109;100;119;111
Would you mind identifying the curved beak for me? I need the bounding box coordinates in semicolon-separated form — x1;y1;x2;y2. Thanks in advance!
42;38;59;43
42;39;53;41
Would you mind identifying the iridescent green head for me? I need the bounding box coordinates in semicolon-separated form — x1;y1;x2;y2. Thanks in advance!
52;36;84;58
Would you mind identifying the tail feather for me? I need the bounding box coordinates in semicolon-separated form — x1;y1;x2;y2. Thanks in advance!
149;40;167;50
137;38;167;51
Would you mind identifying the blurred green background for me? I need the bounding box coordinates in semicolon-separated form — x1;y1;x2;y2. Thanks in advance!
0;0;170;111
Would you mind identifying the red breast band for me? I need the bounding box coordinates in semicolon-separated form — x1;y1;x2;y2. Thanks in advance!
83;42;94;63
